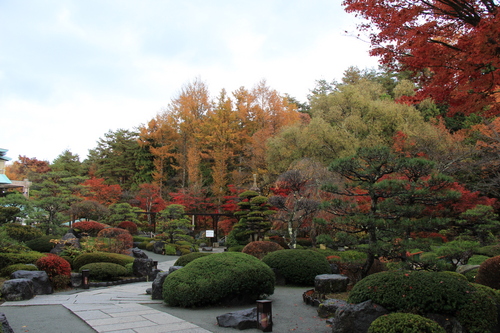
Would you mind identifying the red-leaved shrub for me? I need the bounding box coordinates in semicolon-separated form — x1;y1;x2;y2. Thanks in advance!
36;254;71;279
96;228;133;254
475;255;500;289
242;241;284;259
268;235;289;249
72;220;108;236
117;221;138;235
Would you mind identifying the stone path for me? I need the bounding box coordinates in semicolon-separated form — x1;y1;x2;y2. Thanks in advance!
1;258;212;333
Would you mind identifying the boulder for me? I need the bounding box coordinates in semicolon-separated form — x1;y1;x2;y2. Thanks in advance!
315;274;349;294
330;263;340;274
151;271;170;300
216;307;258;330
133;258;154;277
1;278;34;301
456;264;480;275
424;313;464;333
153;241;165;254
169;266;183;273
10;270;53;295
0;313;14;333
317;299;348;318
50;232;81;255
132;247;148;259
331;300;389;333
201;247;213;252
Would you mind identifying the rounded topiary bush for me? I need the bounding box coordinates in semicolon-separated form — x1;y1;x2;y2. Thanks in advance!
96;227;133;254
163;252;275;307
475;255;500;289
35;254;71;279
79;262;129;281
242;241;284;259
72;252;135;270
262;249;331;285
1;263;38;277
72;220;108;236
174;252;213;266
349;271;498;333
117;221;138;235
368;313;446;333
25;235;57;252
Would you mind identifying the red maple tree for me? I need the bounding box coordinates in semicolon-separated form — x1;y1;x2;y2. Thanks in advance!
343;0;500;117
81;178;122;206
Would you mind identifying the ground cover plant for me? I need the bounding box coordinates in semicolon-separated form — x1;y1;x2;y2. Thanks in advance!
163;252;275;307
262;249;331;285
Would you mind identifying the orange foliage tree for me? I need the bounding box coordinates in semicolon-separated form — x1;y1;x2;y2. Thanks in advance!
80;178;122;206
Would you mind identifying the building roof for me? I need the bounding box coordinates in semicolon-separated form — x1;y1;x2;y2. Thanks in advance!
0;174;12;185
0;148;12;162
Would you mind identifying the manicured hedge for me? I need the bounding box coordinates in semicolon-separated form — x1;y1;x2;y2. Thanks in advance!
0;264;38;277
163;252;275;307
349;271;498;333
72;252;135;270
79;262;130;281
0;252;45;270
174;252;213;266
368;313;446;333
262;249;331;285
4;224;43;242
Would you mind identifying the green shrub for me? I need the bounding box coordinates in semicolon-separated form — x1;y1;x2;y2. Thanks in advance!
125;262;134;275
0;252;45;270
4;224;43;242
164;244;176;255
228;245;245;252
133;236;152;243
174;252;213;266
468;254;490;265
368;313;446;333
475;255;500;289
145;242;155;252
163;252;275;307
349;271;497;332
475;244;500;257
262;249;331;286
464;268;478;282
242;241;284;259
79;262;129;281
296;237;312;247
1;264;38;277
457;283;498;333
72;252;135;270
25;235;57;252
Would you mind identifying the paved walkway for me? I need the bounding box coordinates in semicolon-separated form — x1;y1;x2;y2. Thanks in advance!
1;257;211;333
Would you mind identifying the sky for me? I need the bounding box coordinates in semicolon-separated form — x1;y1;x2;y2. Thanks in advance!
1;0;379;164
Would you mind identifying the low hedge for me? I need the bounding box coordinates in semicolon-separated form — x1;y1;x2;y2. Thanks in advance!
4;224;43;242
163;252;275;307
79;262;130;281
0;252;45;270
349;271;497;333
0;264;38;277
174;252;213;266
368;313;446;333
72;252;135;270
262;249;331;285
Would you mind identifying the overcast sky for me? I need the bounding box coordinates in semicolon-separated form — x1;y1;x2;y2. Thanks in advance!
1;0;379;164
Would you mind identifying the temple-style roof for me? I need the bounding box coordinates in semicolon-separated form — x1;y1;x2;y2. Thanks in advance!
0;148;12;162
